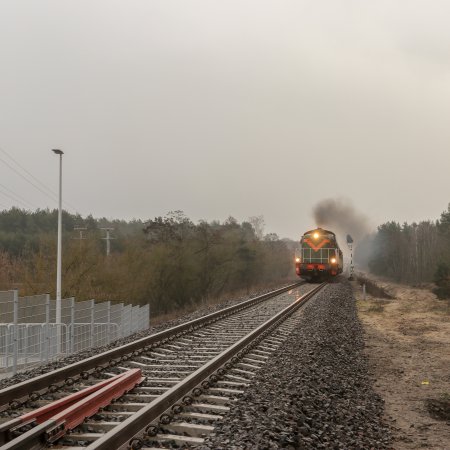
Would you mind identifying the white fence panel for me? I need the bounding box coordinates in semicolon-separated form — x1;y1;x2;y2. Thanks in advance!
0;290;150;377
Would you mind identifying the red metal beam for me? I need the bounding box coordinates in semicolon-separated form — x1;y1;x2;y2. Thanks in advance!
1;369;144;447
19;371;131;425
49;368;143;440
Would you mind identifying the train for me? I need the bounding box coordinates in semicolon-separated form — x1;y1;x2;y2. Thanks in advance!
295;227;343;281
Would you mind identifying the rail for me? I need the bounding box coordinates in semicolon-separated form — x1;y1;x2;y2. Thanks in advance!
88;282;326;450
0;282;303;409
0;369;144;449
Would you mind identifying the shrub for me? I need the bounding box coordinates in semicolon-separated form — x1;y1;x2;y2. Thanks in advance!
433;263;450;299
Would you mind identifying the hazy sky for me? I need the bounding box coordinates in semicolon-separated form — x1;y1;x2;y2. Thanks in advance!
1;1;449;239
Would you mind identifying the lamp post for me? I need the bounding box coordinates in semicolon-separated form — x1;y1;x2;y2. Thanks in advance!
52;149;64;353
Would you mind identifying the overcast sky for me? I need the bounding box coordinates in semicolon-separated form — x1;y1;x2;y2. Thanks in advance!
0;1;449;239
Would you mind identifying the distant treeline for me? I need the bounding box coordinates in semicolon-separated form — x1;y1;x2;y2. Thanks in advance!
0;209;294;314
357;203;450;297
0;207;143;256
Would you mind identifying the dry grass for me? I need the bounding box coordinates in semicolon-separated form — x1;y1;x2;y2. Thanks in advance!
354;274;450;449
366;302;385;313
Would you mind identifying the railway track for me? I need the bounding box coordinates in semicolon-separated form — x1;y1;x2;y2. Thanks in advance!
0;281;326;449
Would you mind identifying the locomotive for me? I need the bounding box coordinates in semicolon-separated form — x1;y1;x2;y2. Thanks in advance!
295;228;343;280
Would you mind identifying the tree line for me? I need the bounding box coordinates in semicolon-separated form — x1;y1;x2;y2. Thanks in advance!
0;209;295;314
359;203;450;298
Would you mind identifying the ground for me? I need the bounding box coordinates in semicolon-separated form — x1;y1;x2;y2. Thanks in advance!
354;274;450;450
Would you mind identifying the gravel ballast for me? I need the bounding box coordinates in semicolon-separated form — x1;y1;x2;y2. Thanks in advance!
202;281;391;449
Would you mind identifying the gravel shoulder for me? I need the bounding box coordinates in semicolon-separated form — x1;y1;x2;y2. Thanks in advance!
203;280;390;449
354;274;450;450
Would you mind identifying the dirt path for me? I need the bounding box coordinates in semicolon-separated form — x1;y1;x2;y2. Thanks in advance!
353;275;450;450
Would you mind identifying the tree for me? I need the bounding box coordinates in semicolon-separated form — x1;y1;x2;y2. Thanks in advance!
249;215;265;240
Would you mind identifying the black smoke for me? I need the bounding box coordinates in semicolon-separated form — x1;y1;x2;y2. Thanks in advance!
312;198;374;268
313;198;371;241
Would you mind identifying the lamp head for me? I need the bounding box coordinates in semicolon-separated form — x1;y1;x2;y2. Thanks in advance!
52;149;64;155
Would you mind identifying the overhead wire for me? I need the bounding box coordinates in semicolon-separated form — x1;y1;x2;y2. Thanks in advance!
0;146;80;212
0;146;58;200
0;183;37;209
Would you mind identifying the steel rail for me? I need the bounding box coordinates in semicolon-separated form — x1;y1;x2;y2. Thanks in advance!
88;282;327;450
0;282;302;408
0;370;144;450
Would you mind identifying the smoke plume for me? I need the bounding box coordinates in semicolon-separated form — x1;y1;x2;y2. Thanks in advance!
313;197;372;242
312;198;376;270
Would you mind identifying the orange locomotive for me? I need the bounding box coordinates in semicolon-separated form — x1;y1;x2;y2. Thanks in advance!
295;228;343;281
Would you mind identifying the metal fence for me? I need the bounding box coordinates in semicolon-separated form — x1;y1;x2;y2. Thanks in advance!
0;290;149;377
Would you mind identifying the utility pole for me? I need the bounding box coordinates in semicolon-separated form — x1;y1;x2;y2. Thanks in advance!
52;149;63;354
73;226;87;240
72;226;87;249
101;227;115;256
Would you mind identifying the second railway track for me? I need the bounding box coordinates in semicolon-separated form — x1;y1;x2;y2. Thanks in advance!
0;281;327;449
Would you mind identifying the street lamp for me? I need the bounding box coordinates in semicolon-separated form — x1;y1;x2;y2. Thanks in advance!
52;149;64;353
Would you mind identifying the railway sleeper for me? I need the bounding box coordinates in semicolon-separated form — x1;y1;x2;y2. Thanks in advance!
230;367;256;377
254;346;275;353
243;354;267;362
131;363;199;370
223;373;251;382
147;351;176;358
104;402;145;412
139;356;175;363
143;378;180;384
236;361;262;370
142;370;192;377
197;394;230;405
208;387;244;396
155;348;176;353
120;394;159;402
251;349;272;356
161;421;214;437
186;402;230;414
133;387;169;393
64;431;103;442
93;411;134;419
80;421;118;432
189;346;227;351
216;380;249;388
179;411;223;422
165;344;184;350
258;343;278;350
147;433;204;446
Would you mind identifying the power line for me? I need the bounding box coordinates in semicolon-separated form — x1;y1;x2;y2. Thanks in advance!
0;186;36;210
0;154;58;201
0;182;37;209
0;146;58;200
0;146;79;212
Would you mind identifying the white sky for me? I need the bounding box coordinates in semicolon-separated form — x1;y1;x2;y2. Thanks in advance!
0;1;449;239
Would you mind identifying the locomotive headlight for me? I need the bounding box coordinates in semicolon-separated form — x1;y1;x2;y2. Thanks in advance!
330;257;336;264
313;232;319;239
295;257;300;263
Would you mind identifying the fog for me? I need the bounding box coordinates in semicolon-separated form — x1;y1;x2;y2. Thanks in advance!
0;1;449;239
